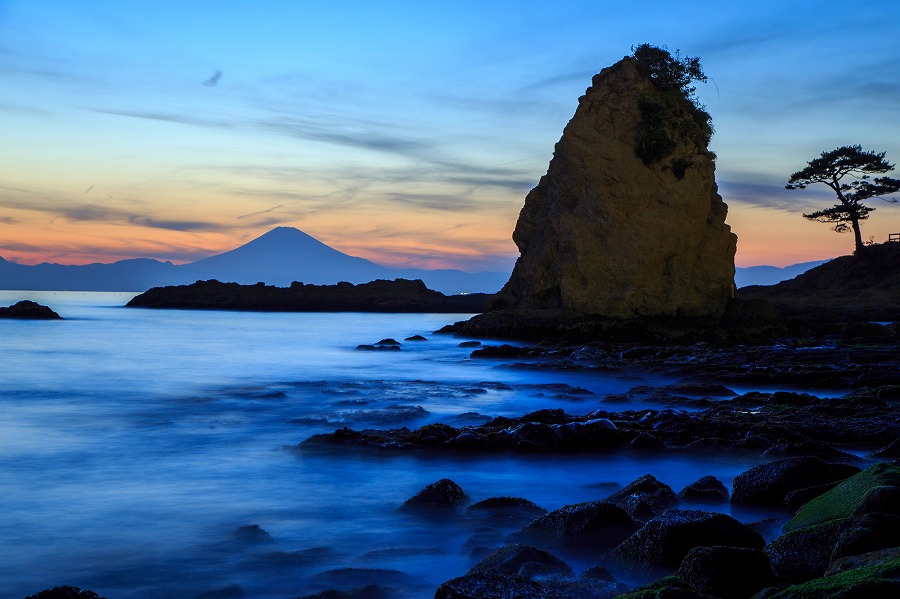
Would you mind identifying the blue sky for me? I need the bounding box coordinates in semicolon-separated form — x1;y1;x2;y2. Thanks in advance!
1;0;899;269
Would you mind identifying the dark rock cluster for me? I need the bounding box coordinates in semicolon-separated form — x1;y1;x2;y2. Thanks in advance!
0;300;62;319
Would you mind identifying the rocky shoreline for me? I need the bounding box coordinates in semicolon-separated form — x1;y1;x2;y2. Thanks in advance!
19;320;899;599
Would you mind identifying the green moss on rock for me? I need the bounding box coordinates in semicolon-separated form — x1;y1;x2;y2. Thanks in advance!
784;463;900;533
753;555;900;598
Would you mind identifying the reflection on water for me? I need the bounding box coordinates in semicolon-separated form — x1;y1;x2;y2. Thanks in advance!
1;292;777;598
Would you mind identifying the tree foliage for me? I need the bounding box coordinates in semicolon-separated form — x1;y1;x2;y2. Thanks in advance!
631;44;712;168
786;145;900;253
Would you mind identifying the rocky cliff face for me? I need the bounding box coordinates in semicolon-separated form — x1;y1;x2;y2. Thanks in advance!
497;56;737;319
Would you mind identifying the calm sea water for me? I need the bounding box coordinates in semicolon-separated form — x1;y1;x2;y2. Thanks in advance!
1;292;776;599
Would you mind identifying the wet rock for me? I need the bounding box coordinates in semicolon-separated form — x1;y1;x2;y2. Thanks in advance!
784;462;900;532
470;344;535;358
404;335;427;341
731;457;860;508
853;484;900;517
583;565;616;582
230;524;274;544
610;509;765;574
297;584;395;599
23;588;105;599
434;571;561;599
783;482;848;511
831;512;900;562
663;384;736;397
398;478;469;512
604;474;679;521
356;345;377;351
873;437;900;458
612;576;715;598
764;519;847;584
469;544;573;579
376;338;400;346
0;300;62;320
630;432;664;449
678;476;729;504
754;551;900;598
458;341;481;348
513;501;641;558
825;547;900;576
195;585;245;599
674;546;775;599
467;497;547;525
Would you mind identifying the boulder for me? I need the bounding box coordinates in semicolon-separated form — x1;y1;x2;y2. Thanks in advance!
678;476;729;504
825;547;900;576
433;572;562;599
512;501;641;558
764;519;848;584
753;552;900;598
784;462;900;532
493;53;736;320
731;457;860;508
611;576;716;599
830;513;900;563
468;544;573;579
466;497;547;525
398;478;469;512
604;474;679;521
610;509;765;574
674;546;775;599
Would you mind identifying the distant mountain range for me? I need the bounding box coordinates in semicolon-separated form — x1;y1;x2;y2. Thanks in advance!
0;226;828;294
733;259;830;288
0;227;510;295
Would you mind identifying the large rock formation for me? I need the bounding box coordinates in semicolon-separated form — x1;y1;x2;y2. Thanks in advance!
496;55;736;319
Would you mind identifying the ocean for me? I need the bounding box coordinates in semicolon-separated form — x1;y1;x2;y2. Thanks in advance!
0;291;773;598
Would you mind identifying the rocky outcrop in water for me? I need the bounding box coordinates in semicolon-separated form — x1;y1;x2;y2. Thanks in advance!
126;278;489;313
492;53;736;321
0;300;62;319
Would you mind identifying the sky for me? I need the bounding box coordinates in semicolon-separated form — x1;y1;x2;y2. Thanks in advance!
2;1;899;271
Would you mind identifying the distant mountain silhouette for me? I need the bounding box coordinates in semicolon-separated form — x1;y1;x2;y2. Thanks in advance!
734;259;830;288
187;227;388;285
0;227;510;295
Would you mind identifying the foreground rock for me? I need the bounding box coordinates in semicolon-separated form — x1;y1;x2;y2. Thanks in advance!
127;278;490;313
609;509;765;575
674;546;775;599
731;457;860;508
493;49;735;322
398;478;469;512
784;462;900;532
0;300;62;319
512;501;641;558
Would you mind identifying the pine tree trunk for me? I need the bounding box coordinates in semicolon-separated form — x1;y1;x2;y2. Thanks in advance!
851;216;864;253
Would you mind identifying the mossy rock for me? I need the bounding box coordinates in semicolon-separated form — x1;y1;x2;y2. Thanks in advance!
784;463;900;533
752;554;900;598
613;575;715;598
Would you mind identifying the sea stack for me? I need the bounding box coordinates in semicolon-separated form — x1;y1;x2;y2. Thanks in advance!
496;52;737;320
